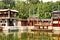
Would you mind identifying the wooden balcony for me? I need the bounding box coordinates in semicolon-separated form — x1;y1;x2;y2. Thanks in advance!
31;22;52;32
0;17;9;19
0;16;16;19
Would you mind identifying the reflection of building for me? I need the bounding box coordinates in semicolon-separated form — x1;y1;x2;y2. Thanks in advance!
0;9;18;27
52;34;60;40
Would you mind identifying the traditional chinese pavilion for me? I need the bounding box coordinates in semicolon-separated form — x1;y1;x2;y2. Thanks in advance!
0;9;18;27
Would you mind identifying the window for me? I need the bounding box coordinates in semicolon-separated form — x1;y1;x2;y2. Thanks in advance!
2;24;6;26
40;26;43;29
44;26;47;29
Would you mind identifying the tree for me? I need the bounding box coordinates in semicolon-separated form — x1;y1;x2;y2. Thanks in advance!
12;1;60;19
0;2;5;9
13;1;29;19
2;0;15;9
28;0;40;4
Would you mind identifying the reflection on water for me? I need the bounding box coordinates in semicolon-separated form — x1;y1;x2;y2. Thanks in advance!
0;30;59;40
0;31;19;40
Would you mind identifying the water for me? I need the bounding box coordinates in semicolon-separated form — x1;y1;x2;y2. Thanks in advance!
0;30;59;40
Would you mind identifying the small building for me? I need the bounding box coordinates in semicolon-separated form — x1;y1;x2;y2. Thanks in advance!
0;9;18;27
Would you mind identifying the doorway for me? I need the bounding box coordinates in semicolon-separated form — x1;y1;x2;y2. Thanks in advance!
8;19;14;26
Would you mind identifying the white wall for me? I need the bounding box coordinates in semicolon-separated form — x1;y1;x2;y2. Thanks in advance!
17;21;21;26
18;26;34;30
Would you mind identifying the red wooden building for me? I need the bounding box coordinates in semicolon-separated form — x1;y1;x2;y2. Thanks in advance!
20;19;40;26
18;16;40;26
52;11;60;27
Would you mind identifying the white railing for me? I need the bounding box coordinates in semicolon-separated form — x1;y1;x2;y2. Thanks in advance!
2;26;60;31
2;26;34;31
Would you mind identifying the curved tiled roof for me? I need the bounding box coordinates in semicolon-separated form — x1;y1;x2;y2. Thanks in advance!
0;9;18;12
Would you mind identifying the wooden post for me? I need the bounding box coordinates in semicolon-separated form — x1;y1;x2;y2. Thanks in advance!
33;20;34;26
8;11;10;18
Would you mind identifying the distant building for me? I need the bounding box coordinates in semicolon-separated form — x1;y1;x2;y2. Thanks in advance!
17;16;40;26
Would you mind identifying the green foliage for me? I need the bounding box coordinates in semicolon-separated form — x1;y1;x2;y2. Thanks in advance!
0;2;5;9
0;0;60;19
28;0;40;4
14;1;29;19
2;0;15;9
13;1;60;19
